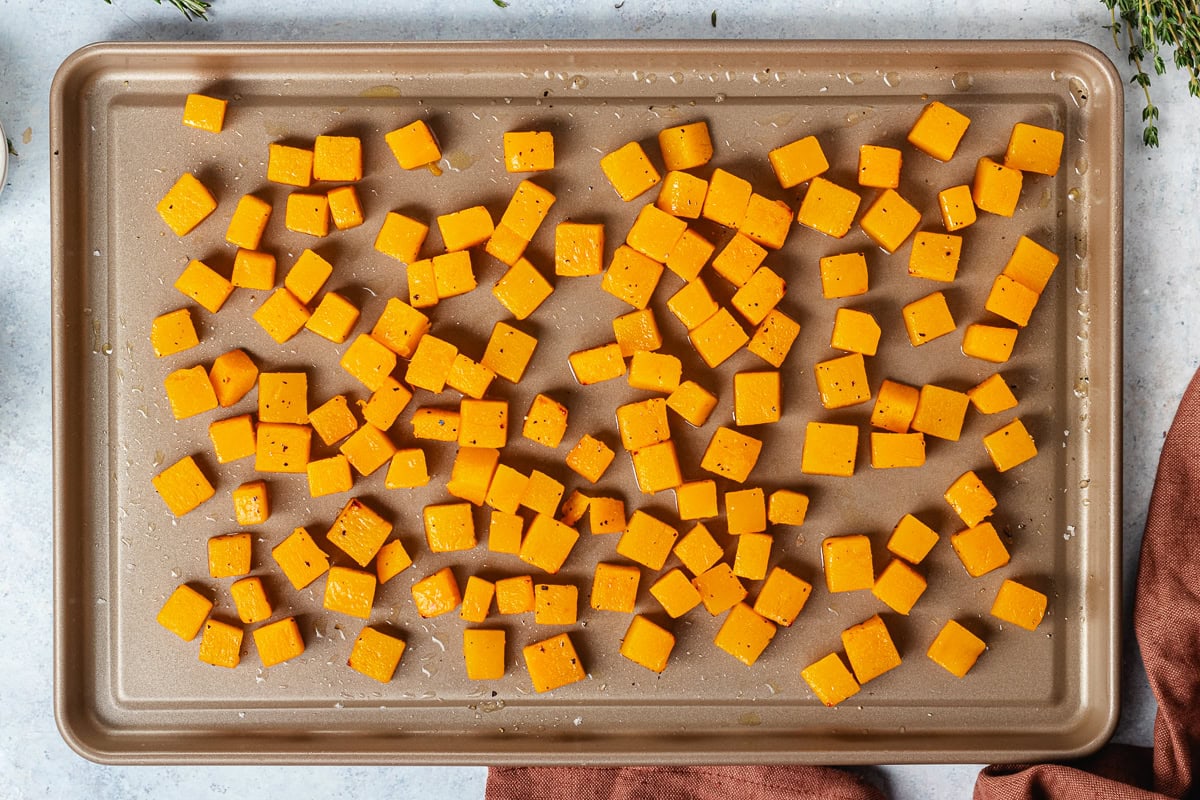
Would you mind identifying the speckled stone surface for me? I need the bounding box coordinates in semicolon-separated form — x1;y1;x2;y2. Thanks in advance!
1;0;1187;796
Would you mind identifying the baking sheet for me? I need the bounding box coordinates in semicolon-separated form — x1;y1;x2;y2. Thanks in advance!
51;40;1122;764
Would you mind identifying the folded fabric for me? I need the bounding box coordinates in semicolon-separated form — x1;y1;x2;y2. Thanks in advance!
488;367;1200;800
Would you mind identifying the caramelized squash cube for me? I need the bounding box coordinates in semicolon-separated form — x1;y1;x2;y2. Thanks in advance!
951;522;1011;578
814;352;871;410
620;615;676;673
323;565;377;619
990;579;1048;631
157;584;213;641
822;534;874;593
565;434;616;483
927;620;987;678
841;613;901;684
600;141;661;202
907;101;971;161
713;603;777;666
658;121;713;171
983;418;1038;472
411;566;462;618
349;627;406;683
423;502;478;552
768;134;829;189
157;173;218;236
700;426;762;483
384;119;442;170
796;176;860;238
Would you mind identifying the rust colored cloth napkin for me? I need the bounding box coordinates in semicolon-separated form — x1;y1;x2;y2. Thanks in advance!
487;368;1200;800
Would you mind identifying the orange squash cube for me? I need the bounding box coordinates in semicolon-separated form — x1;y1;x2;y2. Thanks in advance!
665;227;716;282
870;432;926;469
674;523;724;577
631;440;684;494
460;576;496;623
830;307;881;356
962;323;1019;363
887;514;940;564
1004;122;1064;176
437;206;494;252
984;418;1038;472
150;308;200;358
156;584;213;641
692;562;748;615
620;615;675;673
463;629;506;680
267;143;314;187
327;185;365;230
819;251;869;299
591;562;641;612
649;568;703;618
503;130;554;172
658;120;713;171
175;258;233;314
157;173;218;236
253;617;305;667
565;434;616;483
518;513;579;574
747;309;801;368
411;567;462;618
796;176;860;238
481;321;538;383
711;231;766;287
253;288;310;344
665;380;718;427
349;627;407;683
822;534;874;593
937;184;977;231
656;170;709;219
902;291;956;346
753;566;812;626
730;266;786;326
519;470;566;517
152;454;215;516
972;157;1023;217
384;119;442;170
908;232;963;282
968;373;1019;415
667;279;718;331
738;194;793;251
534;583;579;625
768;134;829;189
927;620;987;678
375;539;414;584
991;579;1049;631
911;384;970;442
986;275;1040;327
871;558;927;614
689;307;749;369
554;222;605;277
945;471;997;528
271;527;330;590
907;101;971;161
230;576;272;624
207;532;252;579
841;613;901;684
326;497;392;567
599;141;661;201
323;565;377;619
182;93;227;133
814;352;871;410
257;371;307;424
767;489;809;527
801;420;859;477
523;632;586;692
225;194;272;250
403;333;456;393
713;603;777;666
700;168;753;228
951;522;1011;577
675;479;718;521
857;144;902;189
732;532;772;580
700;426;762;483
602;244;664;310
802;652;860;707
1002;235;1059;294
198;622;240;671
494;256;553;320
423;502;477;552
374;211;429;264
313;134;363;182
305;292;361;344
285;192;330;237
859;188;921;254
589;497;626;534
385;448;429;489
164;364;218;420
616;509;678;570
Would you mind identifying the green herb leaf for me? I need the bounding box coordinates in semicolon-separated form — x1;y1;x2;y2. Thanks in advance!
6;138;15;157
711;10;717;27
493;0;509;7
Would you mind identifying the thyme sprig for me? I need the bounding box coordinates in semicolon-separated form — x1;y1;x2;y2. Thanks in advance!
102;0;210;22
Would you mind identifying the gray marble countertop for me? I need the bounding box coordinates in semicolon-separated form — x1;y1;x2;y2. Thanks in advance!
3;0;1187;797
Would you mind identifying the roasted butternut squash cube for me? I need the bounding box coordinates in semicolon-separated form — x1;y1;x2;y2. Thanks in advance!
871;379;919;433
463;629;506;680
627;203;688;263
437;206;494;252
306;454;353;498
711;232;766;287
616;509;678;570
732;532;772;580
733;370;781;425
253;288;311;344
520;470;566;517
1004;121;1064;175
493;257;553;320
534;583;578;625
485;223;528;266
182;92;226;133
271;527;330;590
566;341;624;386
870;432;926;469
819;251;869;299
382;448;428;489
566;434;616;483
802;652;860;707
482;463;527;515
518;513;580;574
859;188;921;254
620;615;675;673
658;120;713;171
907;101;971;162
589;497;626;534
768;134;829;189
358;378;412;432
312;134;363;182
650;568;703;618
175;258;233;314
615;397;670;451
225;193;272;250
254;617;305;667
367;300;427;361
937;184;977;231
962;323;1019;363
927;620;987;678
674;523;723;577
458;575;496;623
841;614;901;684
555;222;605;277
991;579;1048;630
886;514;939;565
628;351;682;394
482;321;537;383
327;185;365;231
230;245;276;289
338;333;396;392
503;130;554;172
488;511;524;554
157;173;218;236
285;192;330;237
731;265;787;327
701;168;753;228
830;307;881;356
814;352;871;410
230;576;272;624
283;249;333;305
232;479;269;525
600;141;661;201
692;562;748;615
1002;235;1059;293
951;521;1011;578
164;364;218;420
421;501;477;553
665;380;718;427
801;421;858;477
523;632;586;692
385;119;441;170
411;567;462;618
986;274;1040;327
431;250;477;300
339;423;396;477
207;532;251;578
973;157;1023;217
152;454;215;516
410;407;458;441
796;177;860;238
591;562;641;612
857;144;902;188
753;566;812;626
326;497;392;567
656;170;709;219
455;398;506;448
747;309;801;369
903;291;956;346
911;384;969;442
666;279;717;332
197;618;242;669
984;418;1038;472
376;539;414;584
602;245;664;310
445;446;500;507
407;257;437;309
306;395;356;447
402;333;455;393
908;232;963;282
349;627;406;683
374;211;429;264
968;373;1019;415
556;489;588;527
157;584;213;641
257;371;307;424
872;558;927;614
945;470;997;528
822;534;874;593
700;426;762;483
267;143;314;187
675;479;717;521
738;194;793;251
151;308;200;358
323;565;377;619
689;307;749;369
665;227;715;282
631;440;683;494
206;350;258;414
714;602;777;666
767;489;809;527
